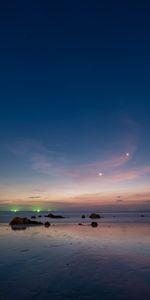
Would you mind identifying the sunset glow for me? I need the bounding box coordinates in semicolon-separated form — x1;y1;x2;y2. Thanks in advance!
0;3;150;213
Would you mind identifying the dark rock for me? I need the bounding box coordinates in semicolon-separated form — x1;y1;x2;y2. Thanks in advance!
91;222;98;227
81;215;85;219
9;217;43;226
45;221;51;227
38;215;42;218
11;226;27;231
141;214;145;218
31;216;36;219
29;220;43;225
46;213;64;219
78;223;83;226
89;213;101;219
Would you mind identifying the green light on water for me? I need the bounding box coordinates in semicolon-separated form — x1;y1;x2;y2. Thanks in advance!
33;208;41;213
11;209;19;213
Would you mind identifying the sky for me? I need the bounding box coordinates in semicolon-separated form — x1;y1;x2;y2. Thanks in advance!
0;1;150;211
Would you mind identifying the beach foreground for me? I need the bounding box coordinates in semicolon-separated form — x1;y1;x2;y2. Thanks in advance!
0;223;150;300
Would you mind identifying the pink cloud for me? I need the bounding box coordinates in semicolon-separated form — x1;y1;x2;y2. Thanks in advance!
76;166;150;185
105;166;150;183
26;149;150;185
10;138;148;186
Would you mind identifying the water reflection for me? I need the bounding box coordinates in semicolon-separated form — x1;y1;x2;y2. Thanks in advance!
0;223;150;300
11;225;27;231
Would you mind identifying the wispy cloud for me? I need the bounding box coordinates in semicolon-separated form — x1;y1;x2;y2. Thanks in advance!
103;166;150;183
9;132;150;187
28;196;41;199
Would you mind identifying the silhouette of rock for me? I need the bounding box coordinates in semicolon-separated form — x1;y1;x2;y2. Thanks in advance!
31;216;36;219
38;215;42;218
78;223;83;225
141;214;145;218
11;226;27;231
91;222;98;227
10;217;43;226
81;215;85;219
89;213;100;219
45;213;64;219
45;221;51;227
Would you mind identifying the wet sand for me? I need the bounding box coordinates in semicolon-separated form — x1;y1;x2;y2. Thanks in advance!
0;223;150;300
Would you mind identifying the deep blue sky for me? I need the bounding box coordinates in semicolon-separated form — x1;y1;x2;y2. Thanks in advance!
0;1;150;210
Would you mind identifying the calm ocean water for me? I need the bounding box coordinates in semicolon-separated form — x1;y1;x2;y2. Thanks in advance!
0;222;150;300
0;211;150;300
0;210;150;224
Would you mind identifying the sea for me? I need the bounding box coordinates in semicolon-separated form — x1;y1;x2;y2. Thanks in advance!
0;211;150;300
0;210;150;224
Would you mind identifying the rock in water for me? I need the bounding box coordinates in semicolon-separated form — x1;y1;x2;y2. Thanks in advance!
45;221;51;227
81;215;85;219
11;226;27;231
91;222;98;227
45;213;64;219
9;217;43;226
89;213;101;219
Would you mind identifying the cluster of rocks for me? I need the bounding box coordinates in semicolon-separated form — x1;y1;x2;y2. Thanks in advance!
9;212;101;229
9;214;62;229
89;213;101;227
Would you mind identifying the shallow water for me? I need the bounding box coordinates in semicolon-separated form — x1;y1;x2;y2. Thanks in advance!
1;210;150;224
0;223;150;300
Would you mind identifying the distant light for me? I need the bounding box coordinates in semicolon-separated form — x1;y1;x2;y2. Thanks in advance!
126;152;130;157
99;172;103;177
11;209;19;213
33;208;41;213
